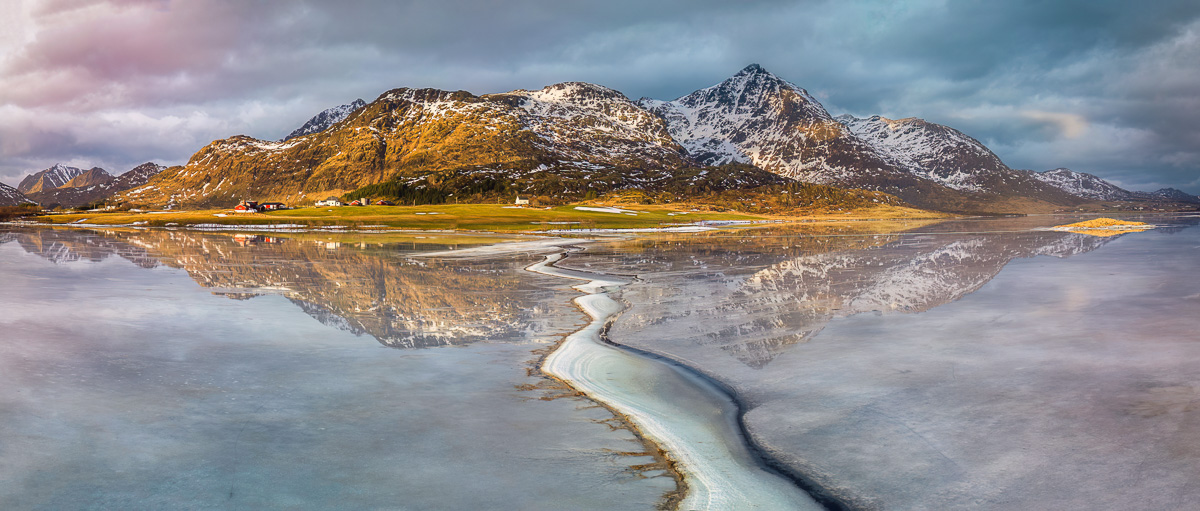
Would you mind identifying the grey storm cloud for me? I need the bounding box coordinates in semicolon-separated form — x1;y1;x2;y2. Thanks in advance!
1;0;1198;192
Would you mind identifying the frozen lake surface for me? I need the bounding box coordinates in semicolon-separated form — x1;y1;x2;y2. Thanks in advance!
2;215;1198;510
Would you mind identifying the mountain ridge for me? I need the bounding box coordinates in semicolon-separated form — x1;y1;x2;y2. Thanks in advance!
28;163;166;208
90;64;1193;213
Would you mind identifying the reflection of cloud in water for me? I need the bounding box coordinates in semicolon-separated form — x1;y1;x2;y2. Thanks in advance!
609;230;1114;368
2;228;565;349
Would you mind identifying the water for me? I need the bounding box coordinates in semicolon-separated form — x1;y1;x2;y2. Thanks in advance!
0;228;673;510
584;215;1200;509
3;216;1198;510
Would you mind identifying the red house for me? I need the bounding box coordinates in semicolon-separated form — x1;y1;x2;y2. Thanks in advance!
233;200;259;213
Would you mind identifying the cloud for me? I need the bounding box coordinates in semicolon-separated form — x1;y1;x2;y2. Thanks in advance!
1020;111;1089;139
1;0;1198;193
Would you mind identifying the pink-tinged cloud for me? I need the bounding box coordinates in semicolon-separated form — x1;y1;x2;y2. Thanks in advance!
1;0;317;110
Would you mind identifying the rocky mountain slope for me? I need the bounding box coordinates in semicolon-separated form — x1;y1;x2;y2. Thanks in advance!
121;82;786;206
1;182;34;206
838;115;1080;204
61;167;115;189
637;66;917;188
1028;168;1133;201
17;164;86;194
29;162;166;208
283;98;366;141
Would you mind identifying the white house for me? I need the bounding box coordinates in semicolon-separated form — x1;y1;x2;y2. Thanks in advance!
514;196;530;205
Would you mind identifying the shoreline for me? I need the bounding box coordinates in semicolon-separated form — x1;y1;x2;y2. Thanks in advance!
528;250;823;510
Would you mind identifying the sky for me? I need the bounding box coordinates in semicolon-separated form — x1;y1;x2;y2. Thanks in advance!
1;0;1198;193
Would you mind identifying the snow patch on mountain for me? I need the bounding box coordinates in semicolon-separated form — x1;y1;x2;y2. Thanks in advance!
1138;188;1200;203
837;115;1007;192
1;181;34;206
18;163;86;194
1029;168;1132;201
283;99;367;141
499;82;682;161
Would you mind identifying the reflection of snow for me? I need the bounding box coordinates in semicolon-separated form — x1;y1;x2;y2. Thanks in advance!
613;230;1115;369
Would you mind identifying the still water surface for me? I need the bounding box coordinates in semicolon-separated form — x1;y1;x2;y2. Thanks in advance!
2;215;1198;510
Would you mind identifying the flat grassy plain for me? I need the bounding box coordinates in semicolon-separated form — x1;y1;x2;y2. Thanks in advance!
27;202;942;233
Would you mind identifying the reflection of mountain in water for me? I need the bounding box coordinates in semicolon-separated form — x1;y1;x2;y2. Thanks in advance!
11;228;161;268
1;228;562;349
608;230;1116;368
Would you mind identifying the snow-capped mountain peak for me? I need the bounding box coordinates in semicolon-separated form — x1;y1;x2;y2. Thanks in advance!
16;163;86;194
283;98;367;141
636;64;863;180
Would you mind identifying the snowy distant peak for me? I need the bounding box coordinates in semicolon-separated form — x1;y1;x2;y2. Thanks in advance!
1029;168;1132;201
117;162;166;186
0;181;33;206
283;98;367;141
17;163;86;194
121;162;166;178
512;81;629;104
1143;187;1200;203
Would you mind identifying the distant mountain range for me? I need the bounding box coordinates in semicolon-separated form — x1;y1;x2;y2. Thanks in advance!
5;163;166;208
8;64;1197;212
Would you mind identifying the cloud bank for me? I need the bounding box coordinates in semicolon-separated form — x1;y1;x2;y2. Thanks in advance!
2;0;1197;192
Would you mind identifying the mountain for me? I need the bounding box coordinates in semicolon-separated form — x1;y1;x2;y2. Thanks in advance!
30;162;166;208
837;115;1081;204
1136;187;1200;203
17;164;85;194
1;182;34;206
1028;168;1133;201
638;65;1079;212
121;82;789;206
283;98;367;141
61;167;114;189
108;64;1188;213
1028;168;1200;204
637;65;910;185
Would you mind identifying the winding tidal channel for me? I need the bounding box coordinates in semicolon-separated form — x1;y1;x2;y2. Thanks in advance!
528;250;822;511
